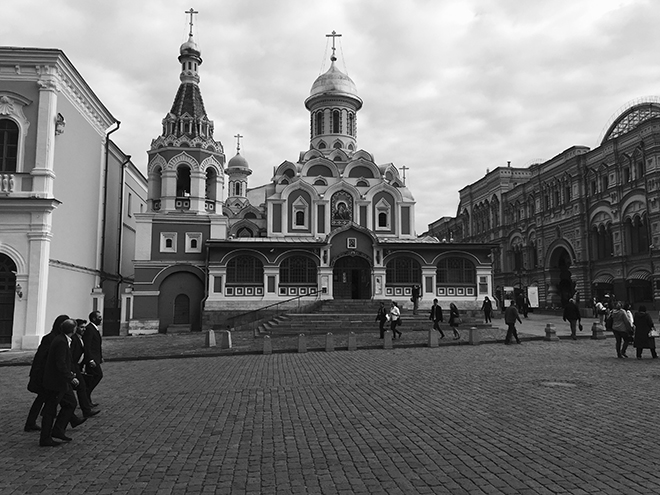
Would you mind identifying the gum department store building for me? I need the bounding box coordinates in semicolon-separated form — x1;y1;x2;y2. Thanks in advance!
427;97;660;310
130;30;496;333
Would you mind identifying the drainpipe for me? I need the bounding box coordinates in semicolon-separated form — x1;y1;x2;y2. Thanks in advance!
114;155;132;309
100;121;121;289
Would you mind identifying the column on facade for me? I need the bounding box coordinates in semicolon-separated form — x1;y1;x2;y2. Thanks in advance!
161;169;178;210
264;266;278;298
318;267;333;298
189;169;206;213
32;74;59;197
373;266;386;298
421;267;436;304
22;231;52;349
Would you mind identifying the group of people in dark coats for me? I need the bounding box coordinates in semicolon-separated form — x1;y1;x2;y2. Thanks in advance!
602;301;658;359
25;311;104;447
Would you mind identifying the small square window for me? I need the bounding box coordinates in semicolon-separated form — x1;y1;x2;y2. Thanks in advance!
160;232;177;253
185;232;202;253
347;238;357;249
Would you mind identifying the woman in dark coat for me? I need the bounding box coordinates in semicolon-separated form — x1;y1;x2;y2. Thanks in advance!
448;302;460;340
481;297;493;323
633;306;657;359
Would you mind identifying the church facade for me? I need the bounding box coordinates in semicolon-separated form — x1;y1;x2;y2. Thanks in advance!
131;29;496;333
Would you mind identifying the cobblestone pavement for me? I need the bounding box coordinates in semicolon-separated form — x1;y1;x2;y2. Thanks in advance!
3;336;660;494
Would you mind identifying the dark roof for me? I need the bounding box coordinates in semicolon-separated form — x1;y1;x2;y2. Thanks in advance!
170;83;208;120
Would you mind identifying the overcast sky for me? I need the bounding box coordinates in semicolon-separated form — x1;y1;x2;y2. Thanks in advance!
4;0;659;233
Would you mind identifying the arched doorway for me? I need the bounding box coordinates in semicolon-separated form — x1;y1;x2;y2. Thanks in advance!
333;256;371;299
0;254;17;347
158;271;204;332
548;247;574;307
173;294;190;324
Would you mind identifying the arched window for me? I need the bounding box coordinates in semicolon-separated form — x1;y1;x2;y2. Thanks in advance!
234;182;241;196
315;112;324;136
205;168;217;201
332;110;340;133
386;257;421;284
176;165;191;197
0;119;19;172
348;113;355;136
227;255;263;284
436;257;475;284
280;256;317;284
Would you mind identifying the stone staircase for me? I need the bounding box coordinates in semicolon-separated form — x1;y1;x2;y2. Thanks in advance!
259;299;493;336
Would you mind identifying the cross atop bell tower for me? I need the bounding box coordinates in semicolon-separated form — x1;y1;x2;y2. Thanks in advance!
185;7;198;36
326;30;342;62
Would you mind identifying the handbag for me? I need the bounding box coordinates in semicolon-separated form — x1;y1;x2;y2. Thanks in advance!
578;323;583;331
649;329;660;338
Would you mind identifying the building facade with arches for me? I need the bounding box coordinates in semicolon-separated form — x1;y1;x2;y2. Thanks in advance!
427;97;660;310
131;30;496;333
0;47;147;349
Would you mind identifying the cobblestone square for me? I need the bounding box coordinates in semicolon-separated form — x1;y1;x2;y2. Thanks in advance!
2;337;660;494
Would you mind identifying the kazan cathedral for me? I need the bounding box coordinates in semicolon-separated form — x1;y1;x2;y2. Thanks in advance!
130;28;495;333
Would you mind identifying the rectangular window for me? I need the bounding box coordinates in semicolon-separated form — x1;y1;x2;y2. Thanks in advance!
479;276;488;294
185;232;202;253
160;232;177;253
127;193;132;217
213;276;222;293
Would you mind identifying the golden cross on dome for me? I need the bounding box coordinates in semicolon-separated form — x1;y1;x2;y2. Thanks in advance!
399;165;409;185
185;8;199;37
234;133;243;152
326;30;342;60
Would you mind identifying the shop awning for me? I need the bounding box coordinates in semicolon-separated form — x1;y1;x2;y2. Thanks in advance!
627;272;651;282
592;274;614;284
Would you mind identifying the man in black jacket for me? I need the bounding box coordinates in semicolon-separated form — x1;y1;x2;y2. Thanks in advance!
563;298;582;340
40;319;79;446
73;319;99;418
429;299;444;339
83;311;104;406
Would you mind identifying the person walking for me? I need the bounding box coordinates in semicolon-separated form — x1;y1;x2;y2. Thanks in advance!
389;301;402;339
40;319;79;446
448;302;460;340
633;306;658;359
411;285;421;315
562;298;581;340
375;302;388;339
608;302;633;358
504;300;522;345
429;299;444;338
72;319;100;418
481;296;493;324
83;311;104;406
24;315;69;432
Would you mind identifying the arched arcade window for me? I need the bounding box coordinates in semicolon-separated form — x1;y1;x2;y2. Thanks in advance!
279;256;317;284
226;255;263;284
436;257;475;284
386;257;421;284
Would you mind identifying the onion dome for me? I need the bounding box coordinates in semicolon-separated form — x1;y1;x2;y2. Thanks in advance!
180;35;201;57
227;152;250;172
310;60;359;98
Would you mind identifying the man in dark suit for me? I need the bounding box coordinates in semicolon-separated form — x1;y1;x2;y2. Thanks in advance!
72;319;100;418
429;299;444;339
83;311;104;405
40;319;79;446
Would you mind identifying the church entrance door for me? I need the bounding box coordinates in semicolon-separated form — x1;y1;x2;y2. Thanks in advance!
333;256;371;299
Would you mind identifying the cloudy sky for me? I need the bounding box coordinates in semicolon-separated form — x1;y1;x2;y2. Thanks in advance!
4;0;659;233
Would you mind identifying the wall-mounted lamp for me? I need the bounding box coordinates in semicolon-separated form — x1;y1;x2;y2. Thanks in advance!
15;283;23;299
55;113;66;135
